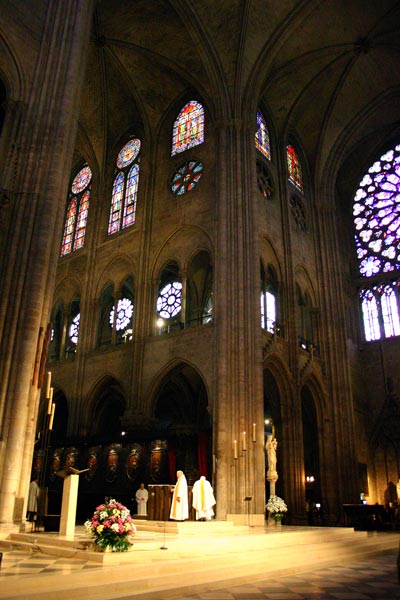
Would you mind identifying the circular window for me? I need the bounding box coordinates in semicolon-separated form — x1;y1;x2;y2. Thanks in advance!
116;139;141;169
71;166;92;194
157;282;182;318
290;195;307;231
171;161;203;195
256;162;273;200
109;298;134;331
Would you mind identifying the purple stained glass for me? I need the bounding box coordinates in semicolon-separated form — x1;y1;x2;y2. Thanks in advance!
71;165;92;194
353;144;400;277
117;139;141;169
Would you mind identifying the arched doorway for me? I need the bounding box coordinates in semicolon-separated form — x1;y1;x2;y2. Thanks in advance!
153;363;211;486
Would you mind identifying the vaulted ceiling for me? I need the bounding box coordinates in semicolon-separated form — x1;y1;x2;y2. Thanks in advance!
77;0;400;193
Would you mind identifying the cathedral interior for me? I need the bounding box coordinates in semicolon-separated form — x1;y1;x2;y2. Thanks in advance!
0;0;400;530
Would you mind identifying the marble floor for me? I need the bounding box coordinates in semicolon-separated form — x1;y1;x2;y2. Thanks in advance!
0;545;398;599
0;528;398;600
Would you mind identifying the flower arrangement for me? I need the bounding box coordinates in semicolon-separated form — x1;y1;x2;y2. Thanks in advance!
266;495;288;519
84;498;136;552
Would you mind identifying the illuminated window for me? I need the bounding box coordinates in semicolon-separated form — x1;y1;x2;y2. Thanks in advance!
255;111;271;160
157;282;182;318
108;139;141;234
61;165;92;256
354;144;400;341
109;297;134;331
68;313;80;345
286;145;303;192
171;101;204;156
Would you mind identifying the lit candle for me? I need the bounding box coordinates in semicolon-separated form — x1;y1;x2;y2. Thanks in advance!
242;431;247;451
233;439;238;459
45;371;51;398
49;403;56;430
47;387;53;415
252;422;256;443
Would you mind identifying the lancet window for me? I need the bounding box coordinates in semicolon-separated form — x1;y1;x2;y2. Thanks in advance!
108;138;141;235
255;111;271;160
286;145;303;192
61;165;92;256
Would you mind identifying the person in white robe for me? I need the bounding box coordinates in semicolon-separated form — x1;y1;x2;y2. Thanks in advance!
169;470;189;521
192;475;216;521
135;482;149;516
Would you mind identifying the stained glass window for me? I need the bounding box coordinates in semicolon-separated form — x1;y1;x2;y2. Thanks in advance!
171;101;204;156
355;144;400;341
255;111;271;160
108;139;141;235
171;161;203;195
61;165;92;256
286;145;303;192
353;144;400;277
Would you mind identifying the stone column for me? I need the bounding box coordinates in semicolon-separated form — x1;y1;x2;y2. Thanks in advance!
0;0;95;529
214;118;265;524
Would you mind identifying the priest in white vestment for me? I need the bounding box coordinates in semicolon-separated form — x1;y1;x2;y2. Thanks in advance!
192;475;216;520
135;482;149;516
169;470;189;521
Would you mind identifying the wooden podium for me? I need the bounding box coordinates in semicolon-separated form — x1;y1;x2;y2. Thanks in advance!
148;484;195;520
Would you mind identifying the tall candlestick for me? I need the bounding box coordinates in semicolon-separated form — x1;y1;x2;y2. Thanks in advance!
242;431;247;451
49;403;56;430
47;387;53;415
45;371;51;398
233;439;238;459
252;422;256;443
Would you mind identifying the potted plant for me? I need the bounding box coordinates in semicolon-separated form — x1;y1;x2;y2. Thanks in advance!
266;494;288;524
84;498;136;551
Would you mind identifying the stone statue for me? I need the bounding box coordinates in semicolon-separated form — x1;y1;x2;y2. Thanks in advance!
266;435;278;474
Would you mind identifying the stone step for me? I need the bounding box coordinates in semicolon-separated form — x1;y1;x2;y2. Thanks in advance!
0;528;397;600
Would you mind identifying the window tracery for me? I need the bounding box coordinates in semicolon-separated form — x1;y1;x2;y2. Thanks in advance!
171;101;204;156
108;139;141;234
61;165;92;256
354;144;400;341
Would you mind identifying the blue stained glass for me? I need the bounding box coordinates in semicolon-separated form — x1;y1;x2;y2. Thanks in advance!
255;111;271;160
170;161;203;195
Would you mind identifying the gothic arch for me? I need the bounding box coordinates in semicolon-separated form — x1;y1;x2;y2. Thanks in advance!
84;376;126;443
151;225;214;279
95;254;136;295
149;361;211;484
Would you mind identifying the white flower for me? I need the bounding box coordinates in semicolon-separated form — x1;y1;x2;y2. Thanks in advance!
266;495;288;514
